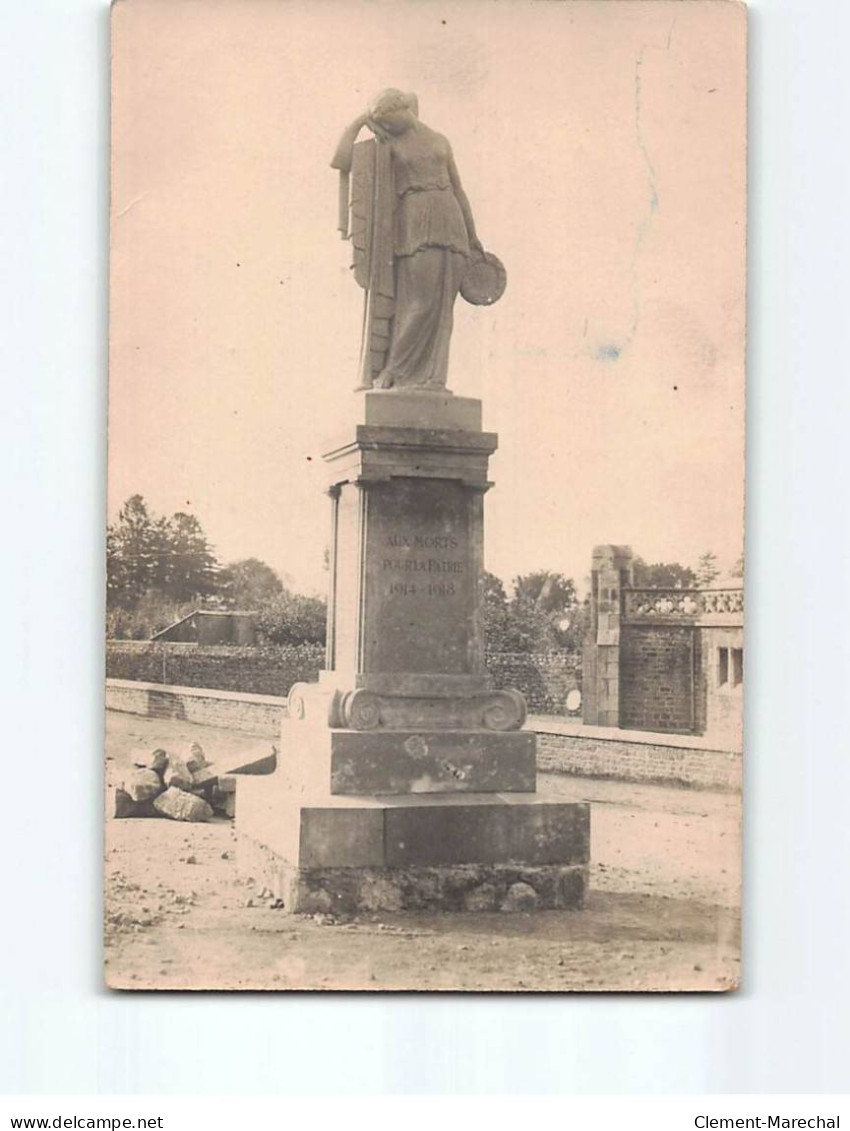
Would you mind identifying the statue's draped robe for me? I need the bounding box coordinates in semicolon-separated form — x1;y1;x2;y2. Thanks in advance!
346;136;469;389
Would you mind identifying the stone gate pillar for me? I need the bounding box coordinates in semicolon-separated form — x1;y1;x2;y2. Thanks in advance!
582;544;634;727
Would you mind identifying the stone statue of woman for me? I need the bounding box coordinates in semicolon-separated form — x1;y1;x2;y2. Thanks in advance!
331;89;503;392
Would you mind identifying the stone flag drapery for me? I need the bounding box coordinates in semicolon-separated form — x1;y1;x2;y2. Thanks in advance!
348;139;396;388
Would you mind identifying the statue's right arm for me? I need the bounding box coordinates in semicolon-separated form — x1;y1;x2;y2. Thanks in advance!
331;115;370;172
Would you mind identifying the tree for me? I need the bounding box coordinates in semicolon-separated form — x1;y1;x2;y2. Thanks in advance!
162;511;220;603
107;495;221;610
513;570;578;617
695;551;721;589
482;570;507;606
482;569;580;654
729;553;744;581
556;597;590;652
513;570;579;648
106;525;128;609
106;495;161;608
255;590;327;646
220;558;285;609
482;571;512;651
485;595;558;653
632;557;697;589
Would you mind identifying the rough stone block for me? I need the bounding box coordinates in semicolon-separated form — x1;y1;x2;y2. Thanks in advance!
462;882;498;911
122;768;164;803
209;784;235;817
130;746;168;774
384;800;590;867
500;881;538;912
113;787;155;819
190;766;219;792
163;756;193;791
113;788;136;819
153;786;214;823
174;741;207;773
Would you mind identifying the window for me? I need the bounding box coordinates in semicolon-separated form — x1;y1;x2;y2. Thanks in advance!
717;645;742;689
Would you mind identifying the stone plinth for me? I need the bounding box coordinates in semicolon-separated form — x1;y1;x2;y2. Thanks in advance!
238;776;589;914
277;715;537;797
354;388;483;432
237;391;591;913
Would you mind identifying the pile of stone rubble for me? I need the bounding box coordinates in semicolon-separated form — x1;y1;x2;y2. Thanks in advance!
113;742;236;823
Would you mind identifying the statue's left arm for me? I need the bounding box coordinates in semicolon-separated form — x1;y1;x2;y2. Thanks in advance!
447;147;484;254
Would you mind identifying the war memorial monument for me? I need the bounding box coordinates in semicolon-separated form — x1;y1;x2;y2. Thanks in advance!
237;90;591;913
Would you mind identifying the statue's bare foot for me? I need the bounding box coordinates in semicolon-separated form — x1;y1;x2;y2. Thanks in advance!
375;370;395;389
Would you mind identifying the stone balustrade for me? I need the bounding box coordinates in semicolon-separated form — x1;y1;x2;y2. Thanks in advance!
623;587;743;624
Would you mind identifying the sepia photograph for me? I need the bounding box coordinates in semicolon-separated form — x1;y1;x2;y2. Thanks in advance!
105;0;746;991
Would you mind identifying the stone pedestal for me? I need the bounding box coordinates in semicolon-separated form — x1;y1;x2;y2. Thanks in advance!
237;390;590;913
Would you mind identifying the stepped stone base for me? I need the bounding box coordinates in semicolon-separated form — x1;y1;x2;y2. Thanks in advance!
237;780;590;913
240;837;588;915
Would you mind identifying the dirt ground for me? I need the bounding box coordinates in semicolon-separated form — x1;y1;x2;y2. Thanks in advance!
104;710;741;993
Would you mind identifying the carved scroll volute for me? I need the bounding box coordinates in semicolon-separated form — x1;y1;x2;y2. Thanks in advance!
340;689;382;731
287;683;308;721
481;689;527;732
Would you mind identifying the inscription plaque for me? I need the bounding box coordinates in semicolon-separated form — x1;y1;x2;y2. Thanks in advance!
364;478;478;674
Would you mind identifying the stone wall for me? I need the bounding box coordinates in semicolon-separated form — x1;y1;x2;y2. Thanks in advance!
106;642;582;715
106;680;739;791
485;652;581;714
534;722;741;792
106;679;286;737
105;641;325;698
620;625;696;734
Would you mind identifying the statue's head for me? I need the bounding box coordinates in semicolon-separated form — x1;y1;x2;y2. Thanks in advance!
368;88;419;135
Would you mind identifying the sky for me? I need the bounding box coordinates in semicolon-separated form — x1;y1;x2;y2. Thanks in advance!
109;0;746;596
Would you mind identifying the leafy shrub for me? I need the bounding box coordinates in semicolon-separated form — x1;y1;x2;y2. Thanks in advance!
106;593;197;640
255;591;327;646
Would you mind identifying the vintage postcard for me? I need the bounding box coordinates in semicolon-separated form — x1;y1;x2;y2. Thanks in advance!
106;0;746;991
